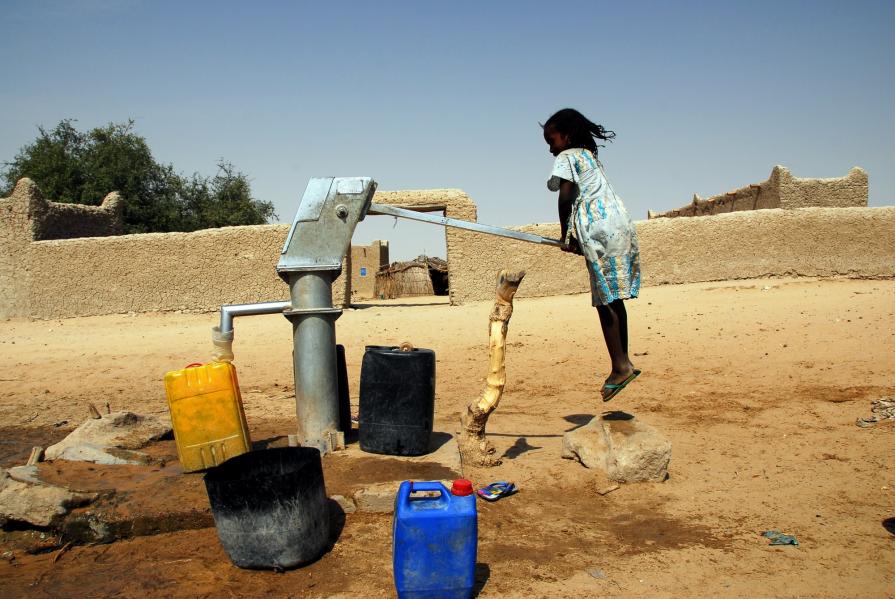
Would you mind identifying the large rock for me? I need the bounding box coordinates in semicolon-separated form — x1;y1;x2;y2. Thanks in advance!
45;411;171;465
0;468;96;527
562;412;671;483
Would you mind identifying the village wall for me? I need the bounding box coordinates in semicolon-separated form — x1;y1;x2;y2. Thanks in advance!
0;179;350;319
648;166;867;219
777;166;868;210
370;189;477;305
2;179;892;319
446;206;895;303
0;183;33;317
350;240;389;300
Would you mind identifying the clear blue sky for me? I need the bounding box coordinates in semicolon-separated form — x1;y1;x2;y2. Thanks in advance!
2;0;892;260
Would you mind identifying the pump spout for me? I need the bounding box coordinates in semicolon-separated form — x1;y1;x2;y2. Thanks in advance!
211;300;291;363
219;300;292;335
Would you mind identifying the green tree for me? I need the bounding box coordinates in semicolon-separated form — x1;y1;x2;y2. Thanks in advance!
177;162;277;232
1;119;276;234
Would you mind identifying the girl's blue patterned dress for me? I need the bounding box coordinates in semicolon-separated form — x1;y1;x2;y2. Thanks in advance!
548;148;641;306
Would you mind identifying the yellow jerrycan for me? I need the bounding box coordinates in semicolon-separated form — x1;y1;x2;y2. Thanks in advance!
164;362;251;472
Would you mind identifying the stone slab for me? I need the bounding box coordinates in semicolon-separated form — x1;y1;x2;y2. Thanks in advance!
562;412;671;483
0;468;96;528
7;465;42;485
353;482;399;513
45;411;171;465
338;430;463;513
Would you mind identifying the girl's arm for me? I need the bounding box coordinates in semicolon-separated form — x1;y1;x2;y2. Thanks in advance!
557;180;582;254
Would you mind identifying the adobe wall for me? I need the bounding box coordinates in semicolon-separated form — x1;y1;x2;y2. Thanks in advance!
1;183;475;319
3;179;892;319
447;206;895;303
23;226;352;318
777;166;868;210
1;179;124;316
371;189;477;305
648;166;867;219
0;183;33;317
350;240;389;300
0;179;351;319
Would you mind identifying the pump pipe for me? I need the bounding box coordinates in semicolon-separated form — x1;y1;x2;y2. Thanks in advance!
218;300;291;335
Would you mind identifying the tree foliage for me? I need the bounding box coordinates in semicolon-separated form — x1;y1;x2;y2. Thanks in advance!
1;119;276;234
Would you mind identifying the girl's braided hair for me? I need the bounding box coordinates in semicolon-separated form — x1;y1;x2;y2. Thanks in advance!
542;108;615;156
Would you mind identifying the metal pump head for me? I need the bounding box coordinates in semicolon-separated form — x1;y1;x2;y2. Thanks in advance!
277;177;377;277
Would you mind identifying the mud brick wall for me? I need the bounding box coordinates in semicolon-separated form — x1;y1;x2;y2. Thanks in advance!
371;189;477;306
649;166;867;219
350;240;389;300
2;179;893;319
23;224;352;318
446;207;895;304
0;179;350;318
777;167;868;210
636;206;895;285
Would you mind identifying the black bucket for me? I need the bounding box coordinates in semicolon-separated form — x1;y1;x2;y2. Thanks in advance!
204;447;329;569
358;345;435;456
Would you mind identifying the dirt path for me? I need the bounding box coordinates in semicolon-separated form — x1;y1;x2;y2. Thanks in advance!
1;277;893;597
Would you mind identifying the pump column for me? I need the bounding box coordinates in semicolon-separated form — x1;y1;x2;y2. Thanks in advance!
277;176;377;456
282;269;343;454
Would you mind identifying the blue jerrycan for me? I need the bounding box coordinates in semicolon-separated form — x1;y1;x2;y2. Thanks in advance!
393;480;477;598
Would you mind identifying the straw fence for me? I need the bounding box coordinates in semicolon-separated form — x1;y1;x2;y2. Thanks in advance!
375;256;448;299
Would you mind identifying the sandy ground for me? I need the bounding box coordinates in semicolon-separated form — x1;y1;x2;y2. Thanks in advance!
1;276;893;598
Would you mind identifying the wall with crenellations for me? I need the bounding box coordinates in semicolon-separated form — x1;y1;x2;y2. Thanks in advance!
647;166;867;219
2;178;892;319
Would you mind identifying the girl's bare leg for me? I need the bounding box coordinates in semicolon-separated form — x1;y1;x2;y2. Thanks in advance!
596;299;635;395
615;298;629;355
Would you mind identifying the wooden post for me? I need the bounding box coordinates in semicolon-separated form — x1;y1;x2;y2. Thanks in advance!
27;446;44;466
458;270;525;467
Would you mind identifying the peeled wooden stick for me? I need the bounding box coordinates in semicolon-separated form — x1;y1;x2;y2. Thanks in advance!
27;446;44;466
458;270;525;467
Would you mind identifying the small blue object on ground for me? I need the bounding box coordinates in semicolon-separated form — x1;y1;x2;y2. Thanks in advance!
476;481;517;502
762;530;799;546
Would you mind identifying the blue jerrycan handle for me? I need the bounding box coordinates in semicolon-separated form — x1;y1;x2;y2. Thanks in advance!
397;481;450;507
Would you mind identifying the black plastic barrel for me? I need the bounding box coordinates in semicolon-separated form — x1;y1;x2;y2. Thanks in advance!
358;345;435;456
204;447;329;569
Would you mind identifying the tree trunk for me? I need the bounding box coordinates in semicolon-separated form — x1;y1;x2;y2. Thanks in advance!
458;270;525;467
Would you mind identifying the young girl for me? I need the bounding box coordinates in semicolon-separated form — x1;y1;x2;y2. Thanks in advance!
543;108;641;401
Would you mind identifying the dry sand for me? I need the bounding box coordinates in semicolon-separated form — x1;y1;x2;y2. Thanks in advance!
1;277;893;597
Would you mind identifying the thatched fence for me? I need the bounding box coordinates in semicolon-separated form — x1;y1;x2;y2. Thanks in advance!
375;256;448;299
